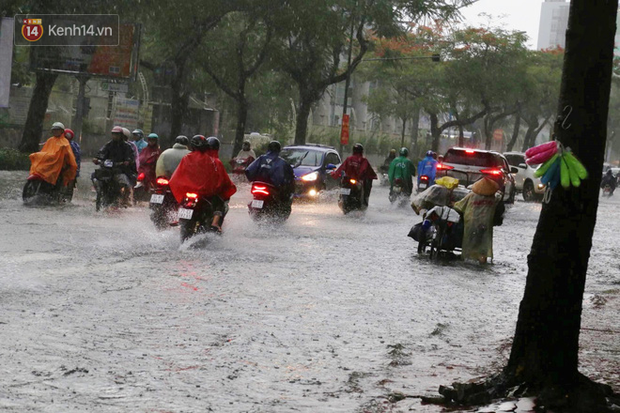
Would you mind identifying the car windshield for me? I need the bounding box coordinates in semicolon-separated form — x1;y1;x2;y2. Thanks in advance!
280;149;322;167
444;150;498;168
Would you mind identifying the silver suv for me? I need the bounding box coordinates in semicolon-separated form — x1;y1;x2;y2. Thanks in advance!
503;152;546;202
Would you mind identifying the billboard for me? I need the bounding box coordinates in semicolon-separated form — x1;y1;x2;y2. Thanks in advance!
0;18;14;108
28;20;140;80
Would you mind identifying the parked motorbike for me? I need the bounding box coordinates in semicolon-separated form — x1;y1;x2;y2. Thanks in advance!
149;176;178;230
338;176;364;214
22;173;73;205
178;193;217;242
388;178;410;206
248;181;292;223
92;159;127;211
417;175;430;193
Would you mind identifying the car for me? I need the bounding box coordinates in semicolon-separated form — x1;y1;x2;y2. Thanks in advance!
503;151;546;202
436;147;517;203
280;144;342;199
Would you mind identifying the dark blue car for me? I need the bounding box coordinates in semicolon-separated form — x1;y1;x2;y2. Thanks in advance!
280;145;342;199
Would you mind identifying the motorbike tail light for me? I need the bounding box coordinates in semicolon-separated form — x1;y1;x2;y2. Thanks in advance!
251;185;270;196
137;172;145;181
186;192;198;199
481;168;502;176
349;179;357;184
436;163;454;171
420;175;429;181
156;177;169;186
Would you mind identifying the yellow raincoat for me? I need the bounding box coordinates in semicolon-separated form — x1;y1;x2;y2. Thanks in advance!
29;135;78;186
453;178;501;261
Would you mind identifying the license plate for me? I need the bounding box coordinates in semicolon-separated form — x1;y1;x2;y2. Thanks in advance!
340;188;351;195
251;200;264;209
419;183;427;189
178;208;194;220
150;194;165;204
394;187;402;193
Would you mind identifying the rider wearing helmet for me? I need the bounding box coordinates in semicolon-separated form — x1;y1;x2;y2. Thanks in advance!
28;122;78;190
206;136;221;159
63;128;81;178
120;128;140;170
245;140;296;206
388;147;416;196
381;148;397;173
155;135;190;178
138;133;162;188
92;126;137;193
331;143;378;208
418;150;439;187
169;135;237;232
132;129;147;153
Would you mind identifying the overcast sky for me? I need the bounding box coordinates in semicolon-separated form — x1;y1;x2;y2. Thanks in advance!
458;0;545;49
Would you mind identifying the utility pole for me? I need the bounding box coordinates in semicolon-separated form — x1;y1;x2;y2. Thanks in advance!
73;75;90;141
340;8;356;155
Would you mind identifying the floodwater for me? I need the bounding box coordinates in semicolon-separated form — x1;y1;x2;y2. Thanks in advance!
0;165;618;412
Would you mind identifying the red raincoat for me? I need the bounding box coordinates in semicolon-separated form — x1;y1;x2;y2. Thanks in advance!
169;151;236;203
332;154;377;181
138;145;161;184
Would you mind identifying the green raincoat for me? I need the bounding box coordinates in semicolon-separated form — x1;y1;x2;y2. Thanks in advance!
388;156;416;193
454;191;501;261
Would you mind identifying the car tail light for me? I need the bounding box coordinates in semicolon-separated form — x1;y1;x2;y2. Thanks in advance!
349;179;357;184
137;172;145;181
465;149;475;154
251;185;270;196
156;177;169;186
480;168;503;176
185;192;198;199
436;163;454;171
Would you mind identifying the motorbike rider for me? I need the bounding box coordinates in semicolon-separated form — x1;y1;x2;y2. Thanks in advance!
235;141;256;162
28;122;78;190
155;135;190;178
205;136;222;160
331;143;378;208
388;147;416;196
601;169;616;195
418;150;438;186
64;128;81;178
122;127;140;171
380;149;397;173
169;135;236;232
245;140;296;205
138;133;162;187
92;126;137;199
132;129;148;153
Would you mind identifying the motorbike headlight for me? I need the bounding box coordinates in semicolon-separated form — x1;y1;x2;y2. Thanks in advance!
302;171;319;182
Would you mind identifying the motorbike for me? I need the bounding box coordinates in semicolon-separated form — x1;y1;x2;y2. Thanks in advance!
22;173;73;205
248;181;292;223
338;176;364;214
230;157;254;183
388;178;410;206
177;193;218;242
416;175;430;193
92;159;128;211
149;176;178;230
602;184;614;197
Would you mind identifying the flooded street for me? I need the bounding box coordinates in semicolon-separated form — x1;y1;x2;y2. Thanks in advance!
1;167;618;412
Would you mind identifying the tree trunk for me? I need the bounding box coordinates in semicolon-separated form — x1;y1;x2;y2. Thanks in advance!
19;72;58;153
521;123;537;152
458;124;464;148
506;114;521;152
483;114;493;150
294;97;313;145
233;98;248;158
400;117;407;148
429;113;441;152
170;89;189;147
505;0;617;407
410;107;420;154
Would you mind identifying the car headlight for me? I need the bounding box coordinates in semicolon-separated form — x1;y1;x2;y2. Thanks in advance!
301;171;319;182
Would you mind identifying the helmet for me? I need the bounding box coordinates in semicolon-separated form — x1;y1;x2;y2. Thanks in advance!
121;128;131;139
399;147;409;157
206;136;220;151
352;143;364;154
111;126;123;134
389;149;396;155
175;135;189;146
51;122;65;130
64;129;75;140
132;129;144;137
268;140;281;153
426;150;434;157
147;133;159;140
190;134;208;151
